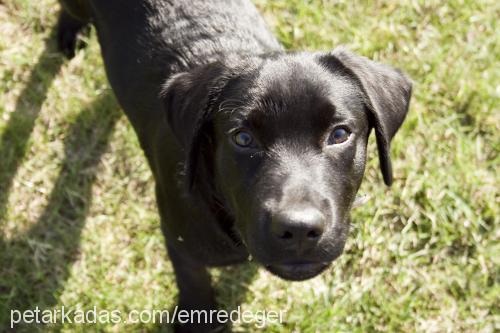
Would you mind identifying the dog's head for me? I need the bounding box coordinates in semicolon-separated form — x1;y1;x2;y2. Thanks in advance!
161;48;412;281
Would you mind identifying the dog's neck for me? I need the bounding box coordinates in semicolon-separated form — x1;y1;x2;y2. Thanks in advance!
182;170;243;246
208;194;242;246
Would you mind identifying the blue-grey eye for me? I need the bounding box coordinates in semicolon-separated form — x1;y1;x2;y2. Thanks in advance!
233;130;253;147
328;127;350;145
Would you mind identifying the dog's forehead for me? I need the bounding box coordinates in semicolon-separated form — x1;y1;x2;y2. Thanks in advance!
255;56;332;97
244;55;361;115
224;56;362;143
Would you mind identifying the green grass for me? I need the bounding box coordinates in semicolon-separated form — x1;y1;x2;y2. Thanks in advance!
0;0;498;332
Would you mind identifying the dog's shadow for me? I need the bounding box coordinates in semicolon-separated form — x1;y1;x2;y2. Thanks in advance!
150;263;259;333
213;263;260;332
0;26;121;330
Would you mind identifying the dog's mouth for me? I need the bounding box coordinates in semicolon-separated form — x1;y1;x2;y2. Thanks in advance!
265;261;331;281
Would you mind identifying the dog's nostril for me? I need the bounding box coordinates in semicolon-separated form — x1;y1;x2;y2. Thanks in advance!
307;229;320;239
271;208;326;244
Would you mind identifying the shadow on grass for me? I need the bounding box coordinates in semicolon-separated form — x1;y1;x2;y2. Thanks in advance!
149;263;259;333
214;263;259;332
0;92;120;331
0;27;64;222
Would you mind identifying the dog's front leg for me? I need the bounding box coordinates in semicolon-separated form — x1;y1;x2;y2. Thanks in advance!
167;244;224;333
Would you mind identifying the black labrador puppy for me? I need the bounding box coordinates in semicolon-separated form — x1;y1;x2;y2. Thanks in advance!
57;0;412;331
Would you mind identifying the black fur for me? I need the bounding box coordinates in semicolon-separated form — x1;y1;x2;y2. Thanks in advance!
57;1;412;332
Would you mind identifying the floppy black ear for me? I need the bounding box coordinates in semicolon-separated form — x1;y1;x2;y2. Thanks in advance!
160;63;230;192
327;47;412;186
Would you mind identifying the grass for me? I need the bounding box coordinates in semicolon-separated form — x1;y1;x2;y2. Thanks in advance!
0;0;498;332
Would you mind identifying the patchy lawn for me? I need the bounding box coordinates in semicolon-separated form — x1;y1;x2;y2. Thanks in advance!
0;0;498;332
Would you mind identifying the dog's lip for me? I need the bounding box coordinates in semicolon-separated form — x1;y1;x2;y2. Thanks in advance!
264;261;330;281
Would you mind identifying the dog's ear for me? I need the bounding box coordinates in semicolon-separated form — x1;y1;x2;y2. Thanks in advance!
160;63;229;192
321;47;412;185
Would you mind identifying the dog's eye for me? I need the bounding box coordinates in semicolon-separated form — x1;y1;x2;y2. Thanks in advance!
233;130;253;147
328;127;350;145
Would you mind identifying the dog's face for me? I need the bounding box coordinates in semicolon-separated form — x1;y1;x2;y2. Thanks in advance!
162;48;412;281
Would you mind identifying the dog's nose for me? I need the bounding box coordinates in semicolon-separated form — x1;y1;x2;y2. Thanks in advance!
271;207;325;248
